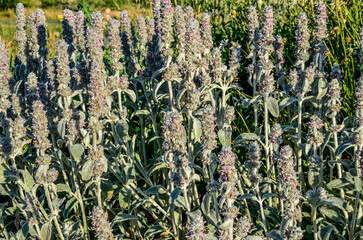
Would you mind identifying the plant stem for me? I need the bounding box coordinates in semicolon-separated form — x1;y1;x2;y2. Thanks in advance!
44;184;65;240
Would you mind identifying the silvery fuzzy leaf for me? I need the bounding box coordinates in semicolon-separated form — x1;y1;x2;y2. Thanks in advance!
81;160;93;181
325;110;337;119
319;225;335;240
201;192;212;215
125;163;136;184
303;96;318;108
144;224;166;239
266;97;279;118
354;176;362;191
242;95;261;108
308;169;320;188
69;144;84;162
267;230;283;240
35;164;49;181
124;89;136;102
218;129;231;147
112;214;138;226
116;120;129;143
234;132;264;146
327;178;353;190
279;97;297;111
131;109;150;119
40;222;51;240
239;194;258;202
170;188;182;208
145;185;167;195
20;169;35;190
319;206;345;224
320;197;352;212
56;184;71;193
63;197;78;219
219;218;233;230
147;161;168;178
57;97;64;110
317;78;328;100
119;187;132;209
335;142;355;157
262;193;277;200
193;118;202;143
57;119;66;139
321;132;332;153
153;80;166;102
15;220;31;240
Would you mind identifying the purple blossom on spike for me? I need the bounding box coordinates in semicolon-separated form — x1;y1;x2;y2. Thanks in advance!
174;5;187;56
32;100;51;151
313;2;328;47
55;40;72;97
15;3;27;72
0;41;11;112
186;210;207;240
296;12;310;64
247;6;259;43
201;12;213;53
184;6;194;23
108;19;123;74
246;141;262;184
75;11;87;53
61;9;76;54
200;105;217;164
92;206;115;240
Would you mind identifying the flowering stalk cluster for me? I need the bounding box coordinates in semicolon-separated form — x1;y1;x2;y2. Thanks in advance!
218;147;240;240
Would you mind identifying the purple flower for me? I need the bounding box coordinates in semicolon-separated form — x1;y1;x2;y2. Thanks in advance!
91;206;115;240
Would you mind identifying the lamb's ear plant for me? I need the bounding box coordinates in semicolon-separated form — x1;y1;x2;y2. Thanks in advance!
4;1;363;240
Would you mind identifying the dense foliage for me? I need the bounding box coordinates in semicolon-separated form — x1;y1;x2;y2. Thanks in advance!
1;1;363;240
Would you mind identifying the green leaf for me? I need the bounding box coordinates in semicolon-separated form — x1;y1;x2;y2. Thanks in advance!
279;97;297;111
321;197;352;213
147;162;168;178
145;185;167;195
20;169;35;190
319;206;345;224
239;194;258;201
234;133;263;146
40;222;51;240
64;197;78;219
319;225;335;240
308;169;320;188
170;188;182;208
218;129;231;147
15;221;31;240
112;214;138;226
57;119;66;139
193;118;202;143
116;120;129;143
267;230;283;240
144;224;166;238
326;178;352;190
262;193;277;200
124;89;136;102
266;97;279;118
81;160;93;181
56;184;71;193
317;78;328;100
69;144;84;162
335;142;354;157
119;187;132;209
